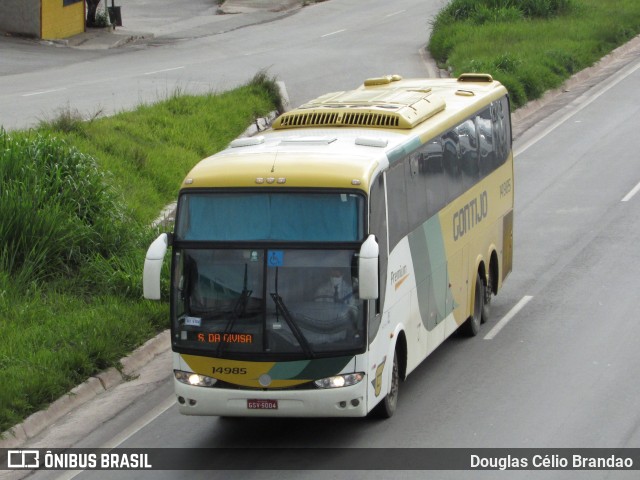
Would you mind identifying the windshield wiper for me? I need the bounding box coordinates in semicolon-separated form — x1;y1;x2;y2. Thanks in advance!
215;309;240;357
233;264;252;317
216;264;252;356
270;293;314;358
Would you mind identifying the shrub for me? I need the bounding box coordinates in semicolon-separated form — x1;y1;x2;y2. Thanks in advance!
473;5;524;24
0;130;132;284
492;72;527;108
435;0;573;24
249;70;285;114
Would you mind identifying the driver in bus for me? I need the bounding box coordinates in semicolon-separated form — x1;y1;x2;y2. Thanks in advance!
314;269;354;304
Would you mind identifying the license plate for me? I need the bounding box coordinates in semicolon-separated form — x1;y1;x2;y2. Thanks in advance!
247;399;278;410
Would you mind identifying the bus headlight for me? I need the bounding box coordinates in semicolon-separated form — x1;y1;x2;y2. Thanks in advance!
174;370;217;387
314;372;364;389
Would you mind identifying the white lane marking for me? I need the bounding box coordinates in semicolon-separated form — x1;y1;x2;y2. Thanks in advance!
143;66;185;75
622;180;640;202
385;10;406;17
22;88;67;97
515;60;640;157
54;395;175;480
321;29;346;38
484;295;533;340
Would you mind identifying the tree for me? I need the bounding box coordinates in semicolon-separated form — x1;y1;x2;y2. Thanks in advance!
85;0;102;27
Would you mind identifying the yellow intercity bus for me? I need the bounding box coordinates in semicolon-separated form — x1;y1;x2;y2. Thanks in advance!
143;74;514;418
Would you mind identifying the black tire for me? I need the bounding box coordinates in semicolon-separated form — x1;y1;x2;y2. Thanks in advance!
371;350;399;419
462;272;484;337
481;272;491;324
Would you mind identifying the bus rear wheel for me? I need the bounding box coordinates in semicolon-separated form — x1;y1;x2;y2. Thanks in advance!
481;272;492;324
462;272;484;337
371;351;399;419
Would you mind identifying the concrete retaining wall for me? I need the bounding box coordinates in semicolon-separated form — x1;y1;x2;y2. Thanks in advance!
0;0;40;37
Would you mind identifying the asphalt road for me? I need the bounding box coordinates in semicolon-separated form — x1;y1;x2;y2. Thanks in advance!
3;0;640;479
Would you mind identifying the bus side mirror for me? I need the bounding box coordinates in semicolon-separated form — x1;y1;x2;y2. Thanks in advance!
358;234;379;300
143;233;169;300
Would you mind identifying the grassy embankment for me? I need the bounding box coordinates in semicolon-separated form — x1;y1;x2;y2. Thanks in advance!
428;0;640;109
0;74;281;434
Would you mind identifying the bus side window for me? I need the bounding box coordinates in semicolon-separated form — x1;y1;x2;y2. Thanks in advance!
423;138;445;218
478;107;496;176
458;119;479;190
442;130;463;203
494;97;511;166
386;160;409;250
405;151;428;233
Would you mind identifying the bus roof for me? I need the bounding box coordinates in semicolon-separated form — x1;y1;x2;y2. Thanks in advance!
182;74;508;192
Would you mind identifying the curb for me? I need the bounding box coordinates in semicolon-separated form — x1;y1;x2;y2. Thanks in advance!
419;45;449;78
218;0;303;15
0;330;170;449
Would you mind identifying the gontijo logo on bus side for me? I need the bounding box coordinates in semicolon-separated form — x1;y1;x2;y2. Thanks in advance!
452;190;488;241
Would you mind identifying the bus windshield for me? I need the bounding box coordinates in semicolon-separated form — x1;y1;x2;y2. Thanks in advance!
171;191;366;358
171;248;365;358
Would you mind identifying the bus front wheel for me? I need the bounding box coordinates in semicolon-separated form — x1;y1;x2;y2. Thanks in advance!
371;350;399;419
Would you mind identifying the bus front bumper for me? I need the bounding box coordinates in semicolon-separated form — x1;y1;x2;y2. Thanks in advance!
174;378;368;417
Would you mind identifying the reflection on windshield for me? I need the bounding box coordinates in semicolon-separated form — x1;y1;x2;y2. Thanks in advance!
172;249;365;357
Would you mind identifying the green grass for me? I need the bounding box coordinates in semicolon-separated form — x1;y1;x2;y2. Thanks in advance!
0;73;280;434
0;292;166;430
428;0;640;108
